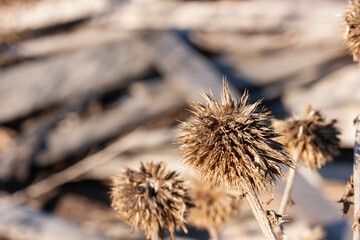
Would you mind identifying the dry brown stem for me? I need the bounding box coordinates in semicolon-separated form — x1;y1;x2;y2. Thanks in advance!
353;114;360;240
278;149;300;216
242;181;278;240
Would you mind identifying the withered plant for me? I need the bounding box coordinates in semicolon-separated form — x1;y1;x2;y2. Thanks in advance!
109;161;192;240
344;0;360;66
178;79;294;240
273;105;340;217
187;179;238;240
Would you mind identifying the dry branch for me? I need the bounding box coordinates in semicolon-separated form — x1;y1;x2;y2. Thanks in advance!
0;99;89;180
143;32;240;100
8;127;176;202
7;27;133;59
34;80;184;166
100;1;293;32
98;0;343;38
0;0;109;37
0;39;151;123
219;46;345;87
0;199;115;240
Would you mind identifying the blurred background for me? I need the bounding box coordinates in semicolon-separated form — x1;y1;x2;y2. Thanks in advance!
0;0;358;239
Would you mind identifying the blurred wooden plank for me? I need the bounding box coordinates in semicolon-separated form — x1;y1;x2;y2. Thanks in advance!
8;27;132;59
217;45;346;86
0;199;115;240
0;0;108;37
189;31;343;56
34;80;185;166
189;32;294;55
102;1;292;32
101;0;342;35
0;99;90;180
6;127;179;201
0;39;151;123
84;144;183;181
144;32;240;101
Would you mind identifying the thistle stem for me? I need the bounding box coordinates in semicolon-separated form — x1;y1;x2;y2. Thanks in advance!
242;181;278;240
150;229;164;240
353;114;360;240
207;227;218;240
278;149;300;216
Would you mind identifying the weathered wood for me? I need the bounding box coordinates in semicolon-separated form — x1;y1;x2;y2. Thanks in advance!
8;127;179;202
189;32;294;56
34;80;185;166
189;30;343;56
0;39;151;123
8;27;132;59
143;32;240;101
100;0;343;36
83;145;184;180
0;199;115;240
0;0;109;37
101;1;293;32
217;45;346;86
0;99;90;180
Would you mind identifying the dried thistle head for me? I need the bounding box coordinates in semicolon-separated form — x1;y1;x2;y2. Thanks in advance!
178;80;293;193
272;105;340;169
187;179;238;230
344;0;360;65
110;162;192;239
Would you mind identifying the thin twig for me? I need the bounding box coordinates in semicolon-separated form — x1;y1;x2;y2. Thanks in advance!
353;114;360;240
278;148;301;216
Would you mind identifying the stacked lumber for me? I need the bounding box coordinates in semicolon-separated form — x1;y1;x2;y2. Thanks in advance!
0;0;357;239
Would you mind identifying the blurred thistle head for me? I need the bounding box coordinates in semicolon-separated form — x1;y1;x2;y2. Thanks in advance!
178;79;293;193
272;105;340;169
187;179;238;230
344;0;360;65
110;161;192;239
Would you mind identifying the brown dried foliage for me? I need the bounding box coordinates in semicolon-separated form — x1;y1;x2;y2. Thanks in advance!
187;180;238;230
178;80;293;193
266;210;286;226
338;175;354;216
110;162;193;239
272;105;340;169
344;0;360;65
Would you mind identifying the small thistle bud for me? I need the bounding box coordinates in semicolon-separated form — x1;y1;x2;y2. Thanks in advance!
110;162;193;239
178;80;293;193
187;180;238;231
344;0;360;65
272;105;340;169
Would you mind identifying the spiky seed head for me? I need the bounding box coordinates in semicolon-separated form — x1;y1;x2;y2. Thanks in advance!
110;161;192;239
187;180;238;230
272;105;340;169
178;80;294;193
344;0;360;65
